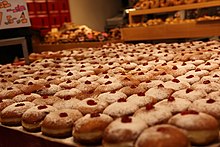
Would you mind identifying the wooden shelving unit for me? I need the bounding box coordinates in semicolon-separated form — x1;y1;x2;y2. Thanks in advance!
121;22;220;41
122;1;220;41
129;1;220;24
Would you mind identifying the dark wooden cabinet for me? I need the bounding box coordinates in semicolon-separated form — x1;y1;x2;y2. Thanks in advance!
25;0;71;36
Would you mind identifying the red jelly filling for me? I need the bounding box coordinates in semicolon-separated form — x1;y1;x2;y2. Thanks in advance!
85;80;92;84
59;112;68;117
121;116;132;123
172;79;180;83
186;75;194;79
118;98;127;102
186;88;193;93
105;81;112;85
203;80;211;84
87;100;97;105
15;103;25;107
168;96;175;102
38;105;48;110
206;99;215;104
146;103;154;110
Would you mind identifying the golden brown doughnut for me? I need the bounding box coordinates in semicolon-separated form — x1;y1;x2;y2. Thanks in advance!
1;102;35;126
135;124;190;147
22;105;57;132
168;110;219;145
73;113;113;145
41;109;83;138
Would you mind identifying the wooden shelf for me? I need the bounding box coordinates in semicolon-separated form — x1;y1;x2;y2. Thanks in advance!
129;1;220;24
121;22;220;41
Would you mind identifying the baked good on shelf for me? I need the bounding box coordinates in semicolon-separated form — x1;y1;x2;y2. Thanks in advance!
127;92;156;108
54;88;82;99
94;80;123;94
155;96;191;114
145;84;174;101
97;91;127;104
159;0;170;7
0;99;15;112
59;79;79;89
119;85;146;97
176;74;200;85
36;84;62;96
0;86;23;99
164;79;190;91
75;80;100;99
184;0;196;4
103;98;139;118
41;109;83;138
103;116;147;147
168;110;219;145
0;102;35;126
76;98;108;115
189;98;220;123
135;124;190;147
22;105;57;132
191;80;220;93
134;103;172;126
53;97;80;110
172;88;207;102
12;93;41;102
32;95;61;106
139;80;164;90
73;113;113;145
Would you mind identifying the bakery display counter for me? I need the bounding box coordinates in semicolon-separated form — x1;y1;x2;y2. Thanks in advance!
121;22;220;41
2;41;220;147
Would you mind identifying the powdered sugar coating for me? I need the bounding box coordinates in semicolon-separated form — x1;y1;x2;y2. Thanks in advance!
168;112;218;130
191;82;220;93
13;93;42;102
145;87;174;101
103;116;147;144
98;91;127;104
172;89;207;102
189;98;220;119
74;113;113;131
127;94;155;108
134;106;172;126
76;98;108;115
22;105;57;123
164;80;190;91
103;101;139;118
53;98;81;110
54;88;82;99
1;102;35;117
155;98;191;114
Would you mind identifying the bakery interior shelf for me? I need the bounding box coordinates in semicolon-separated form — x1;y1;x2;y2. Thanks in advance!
121;22;220;41
129;0;220;24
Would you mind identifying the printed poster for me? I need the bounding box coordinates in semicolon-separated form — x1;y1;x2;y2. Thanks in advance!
0;0;31;30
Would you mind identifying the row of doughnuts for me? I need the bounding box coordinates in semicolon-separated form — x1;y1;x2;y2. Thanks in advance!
134;0;208;9
0;40;220;146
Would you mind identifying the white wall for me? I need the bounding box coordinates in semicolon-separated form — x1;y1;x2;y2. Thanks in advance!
68;0;122;32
